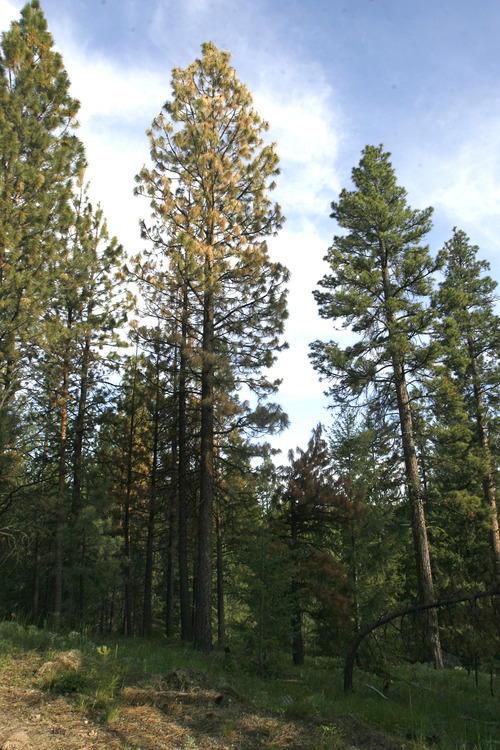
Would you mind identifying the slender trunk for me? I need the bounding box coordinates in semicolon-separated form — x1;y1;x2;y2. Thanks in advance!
351;525;360;632
178;286;192;640
467;336;500;577
290;497;304;665
381;245;442;668
215;493;225;647
258;517;266;667
165;491;175;637
143;350;160;638
392;359;442;666
69;333;91;626
123;356;137;636
33;533;41;623
195;249;215;652
79;531;86;627
54;356;69;625
291;580;304;666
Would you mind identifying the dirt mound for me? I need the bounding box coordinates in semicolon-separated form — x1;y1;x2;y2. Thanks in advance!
163;667;211;691
36;649;83;676
333;714;411;750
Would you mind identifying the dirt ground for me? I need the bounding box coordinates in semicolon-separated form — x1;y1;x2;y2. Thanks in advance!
0;651;413;750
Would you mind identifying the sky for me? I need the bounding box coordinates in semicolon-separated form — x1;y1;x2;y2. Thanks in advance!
2;0;500;458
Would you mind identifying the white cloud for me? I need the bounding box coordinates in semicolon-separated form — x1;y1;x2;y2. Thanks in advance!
254;76;342;221
0;0;20;31
432;151;500;224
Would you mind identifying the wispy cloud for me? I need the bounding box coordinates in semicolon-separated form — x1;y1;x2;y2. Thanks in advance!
0;0;20;31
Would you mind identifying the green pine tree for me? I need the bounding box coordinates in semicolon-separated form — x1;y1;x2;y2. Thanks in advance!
310;144;444;667
0;0;84;406
432;228;500;578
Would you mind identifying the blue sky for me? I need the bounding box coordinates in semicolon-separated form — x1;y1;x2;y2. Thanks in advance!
2;0;500;457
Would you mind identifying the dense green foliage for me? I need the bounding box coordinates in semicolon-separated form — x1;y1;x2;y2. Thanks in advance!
0;7;499;730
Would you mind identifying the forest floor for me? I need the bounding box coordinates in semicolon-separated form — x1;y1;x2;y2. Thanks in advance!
0;649;415;750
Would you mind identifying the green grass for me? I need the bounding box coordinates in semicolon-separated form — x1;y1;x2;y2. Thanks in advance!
0;621;498;747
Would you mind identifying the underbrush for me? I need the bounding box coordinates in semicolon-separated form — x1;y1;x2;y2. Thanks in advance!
0;620;498;748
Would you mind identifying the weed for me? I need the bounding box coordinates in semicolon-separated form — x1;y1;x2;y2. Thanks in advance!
312;724;345;750
48;670;90;694
220;719;238;736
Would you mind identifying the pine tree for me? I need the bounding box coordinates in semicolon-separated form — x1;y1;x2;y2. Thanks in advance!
273;425;367;664
135;42;288;651
310;145;444;667
328;407;407;635
433;229;500;578
0;0;84;407
0;1;84;525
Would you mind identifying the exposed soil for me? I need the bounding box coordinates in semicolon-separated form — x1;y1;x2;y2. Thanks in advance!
0;651;415;749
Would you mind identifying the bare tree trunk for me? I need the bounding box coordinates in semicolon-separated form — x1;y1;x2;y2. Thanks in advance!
177;287;192;641
381;247;442;669
143;349;160;638
69;333;91;627
215;493;225;648
165;492;175;637
54;354;69;626
392;360;443;668
33;533;41;623
291;580;304;666
123;356;138;636
468;336;500;576
194;249;214;653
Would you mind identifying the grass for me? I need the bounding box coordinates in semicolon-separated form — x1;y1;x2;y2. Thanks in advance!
0;620;498;748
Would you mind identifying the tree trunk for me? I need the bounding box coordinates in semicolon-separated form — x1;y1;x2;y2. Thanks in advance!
178;286;192;641
194;250;215;653
143;352;160;638
392;360;442;667
123;356;137;636
69;332;91;626
215;493;225;648
381;246;442;669
33;533;41;623
54;356;69;626
291;580;304;666
467;335;500;577
165;492;175;637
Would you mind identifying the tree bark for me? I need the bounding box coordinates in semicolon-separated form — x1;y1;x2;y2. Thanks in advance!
177;286;192;641
123;356;137;636
69;331;91;626
143;352;160;637
165;492;175;637
194;249;215;652
215;491;225;648
467;335;500;577
381;242;443;669
291;581;304;666
54;352;69;625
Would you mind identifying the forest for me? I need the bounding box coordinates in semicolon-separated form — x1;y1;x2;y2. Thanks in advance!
1;0;499;718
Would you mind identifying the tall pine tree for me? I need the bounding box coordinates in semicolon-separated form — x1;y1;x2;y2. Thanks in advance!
310;145;444;667
433;229;500;579
135;43;288;651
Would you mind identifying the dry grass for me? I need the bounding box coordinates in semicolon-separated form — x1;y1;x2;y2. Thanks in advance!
0;648;412;750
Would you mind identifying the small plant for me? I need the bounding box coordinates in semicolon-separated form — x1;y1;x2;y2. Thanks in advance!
49;670;90;694
312;724;345;750
220;719;238;736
